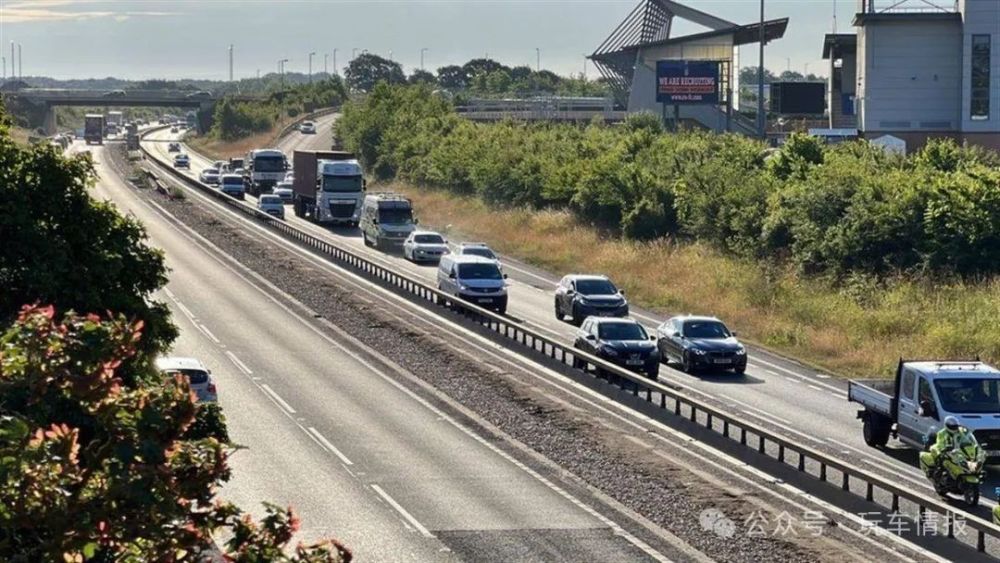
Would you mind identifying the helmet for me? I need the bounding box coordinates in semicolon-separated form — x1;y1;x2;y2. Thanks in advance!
944;416;960;431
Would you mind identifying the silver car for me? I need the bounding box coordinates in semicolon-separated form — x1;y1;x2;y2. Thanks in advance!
457;242;502;271
199;168;220;185
155;356;217;402
404;231;450;263
257;194;285;219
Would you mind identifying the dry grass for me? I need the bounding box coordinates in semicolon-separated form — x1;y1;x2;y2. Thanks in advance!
9;126;35;146
186;117;298;162
387;181;1000;378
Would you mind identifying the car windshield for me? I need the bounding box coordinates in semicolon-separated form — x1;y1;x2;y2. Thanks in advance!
222;177;241;185
457;263;502;280
163;368;208;385
414;234;444;244
462;247;496;260
378;208;412;225
682;321;731;339
576;279;617;295
599;322;647;341
322;176;363;193
934;378;1000;414
260;196;281;204
254;156;285;172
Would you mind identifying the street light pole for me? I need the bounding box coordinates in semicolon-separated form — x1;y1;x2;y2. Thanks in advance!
228;44;234;82
804;62;810;76
583;55;587;79
420;48;428;70
535;47;540;71
757;0;766;139
9;42;13;81
279;58;289;89
324;53;328;75
308;51;315;83
18;43;22;80
333;49;338;75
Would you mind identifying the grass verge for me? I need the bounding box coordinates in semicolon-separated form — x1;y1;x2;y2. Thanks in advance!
385;181;1000;378
186;116;298;162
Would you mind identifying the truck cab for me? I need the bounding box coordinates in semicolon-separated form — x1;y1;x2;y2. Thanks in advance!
359;193;416;250
850;360;1000;460
313;159;365;225
244;149;288;196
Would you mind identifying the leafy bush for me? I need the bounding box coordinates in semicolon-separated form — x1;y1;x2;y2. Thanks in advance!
337;84;1000;280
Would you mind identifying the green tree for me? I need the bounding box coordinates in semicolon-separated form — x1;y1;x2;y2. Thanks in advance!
409;69;437;85
435;65;469;90
0;107;174;357
0;306;351;562
344;53;405;93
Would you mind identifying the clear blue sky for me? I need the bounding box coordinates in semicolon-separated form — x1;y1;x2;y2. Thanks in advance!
0;0;869;80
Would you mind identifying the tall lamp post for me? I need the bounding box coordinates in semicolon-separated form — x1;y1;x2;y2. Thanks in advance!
324;53;328;75
535;47;540;71
333;48;338;76
278;58;289;89
420;47;428;70
757;0;766;139
308;51;316;83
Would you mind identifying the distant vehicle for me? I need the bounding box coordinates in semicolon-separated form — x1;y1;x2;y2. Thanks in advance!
186;111;198;129
554;274;628;325
574;317;659;380
244;148;288;196
84;114;105;145
437;254;508;314
257;194;286;219
291;150;365;226
199;168;221;185
168;142;181;152
403;231;449;263
273;182;294;203
106;110;124;128
299;121;316;134
103;89;127;98
850;360;1000;457
173;154;190;169
655;316;746;374
219;174;245;200
155;357;217;403
359;193;416;250
456;242;501;270
170;126;179;134
185;91;212;99
229;157;245;170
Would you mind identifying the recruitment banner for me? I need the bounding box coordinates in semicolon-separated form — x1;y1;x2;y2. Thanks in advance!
656;60;721;105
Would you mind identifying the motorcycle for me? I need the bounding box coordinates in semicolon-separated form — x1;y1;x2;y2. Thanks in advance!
921;433;986;507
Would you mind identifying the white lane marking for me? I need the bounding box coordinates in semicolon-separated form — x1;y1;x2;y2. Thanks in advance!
752;357;846;396
782;376;801;384
816;374;831;379
307;427;354;465
261;383;296;415
175;301;196;321
197;323;221;344
808;384;825;393
163;287;176;299
224;350;253;375
370;484;435;538
738;410;824;444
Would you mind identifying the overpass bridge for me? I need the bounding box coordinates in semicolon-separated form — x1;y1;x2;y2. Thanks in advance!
2;88;262;134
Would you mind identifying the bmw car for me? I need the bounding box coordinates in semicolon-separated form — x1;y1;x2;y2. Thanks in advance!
555;274;628;325
656;315;747;374
573;317;659;380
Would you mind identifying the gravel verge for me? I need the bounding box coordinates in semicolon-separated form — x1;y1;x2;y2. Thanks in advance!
112;145;909;563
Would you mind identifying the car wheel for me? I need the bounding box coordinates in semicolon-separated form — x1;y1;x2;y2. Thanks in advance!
734;365;746;375
647;368;659;381
680;352;692;374
363;232;372;247
571;304;582;326
554;300;563;320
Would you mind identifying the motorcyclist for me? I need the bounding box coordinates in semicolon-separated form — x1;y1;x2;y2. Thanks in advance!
919;416;970;478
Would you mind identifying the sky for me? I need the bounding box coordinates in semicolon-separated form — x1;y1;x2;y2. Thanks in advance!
0;0;914;81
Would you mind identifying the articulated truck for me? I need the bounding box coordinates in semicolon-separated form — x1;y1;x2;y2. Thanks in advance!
84;114;105;145
291;150;366;226
243;149;287;196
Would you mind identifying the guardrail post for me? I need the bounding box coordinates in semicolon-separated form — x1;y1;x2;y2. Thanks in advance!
947;514;954;539
842;473;850;491
891;493;899;512
706;413;713;429
978;531;986;552
758;436;766;454
778;444;785;463
740;428;747;445
819;464;827;482
797;453;805;471
865;482;873;501
722;420;729;438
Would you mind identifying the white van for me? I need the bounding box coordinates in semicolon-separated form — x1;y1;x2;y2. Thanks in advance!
437;254;508;314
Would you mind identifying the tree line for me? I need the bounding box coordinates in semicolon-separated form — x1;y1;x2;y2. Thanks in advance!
337;83;1000;280
209;77;349;140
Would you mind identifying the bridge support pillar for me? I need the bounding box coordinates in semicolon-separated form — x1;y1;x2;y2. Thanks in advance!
42;103;58;136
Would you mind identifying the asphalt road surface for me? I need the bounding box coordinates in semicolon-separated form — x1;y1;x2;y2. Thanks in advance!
82;141;667;562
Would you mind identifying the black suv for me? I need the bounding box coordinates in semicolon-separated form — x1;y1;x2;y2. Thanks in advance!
554;274;628;325
655;316;747;374
573;317;659;380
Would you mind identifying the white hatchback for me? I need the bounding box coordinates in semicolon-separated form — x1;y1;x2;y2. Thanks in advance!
155;357;218;403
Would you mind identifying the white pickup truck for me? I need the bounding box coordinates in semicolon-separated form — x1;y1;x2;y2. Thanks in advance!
849;360;1000;461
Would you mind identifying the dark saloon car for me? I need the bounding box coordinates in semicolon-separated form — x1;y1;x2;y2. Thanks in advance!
656;316;747;374
573;317;659;380
555;274;628;325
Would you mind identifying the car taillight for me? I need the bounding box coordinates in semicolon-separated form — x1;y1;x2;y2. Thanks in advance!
208;383;217;394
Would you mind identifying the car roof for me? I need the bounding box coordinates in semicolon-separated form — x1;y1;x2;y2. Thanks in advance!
156;356;208;371
906;361;1000;378
673;315;723;324
220;174;242;180
411;230;443;237
588;316;640;325
567;274;610;282
449;254;497;265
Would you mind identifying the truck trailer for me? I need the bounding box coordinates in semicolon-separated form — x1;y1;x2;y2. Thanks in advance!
291;150;365;226
84;114;105;145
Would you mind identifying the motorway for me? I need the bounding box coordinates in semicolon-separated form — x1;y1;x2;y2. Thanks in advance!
143;116;1000;517
79;140;671;561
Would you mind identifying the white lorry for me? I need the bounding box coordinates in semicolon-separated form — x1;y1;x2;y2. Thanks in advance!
243;149;288;197
291;150;365;226
849;360;1000;461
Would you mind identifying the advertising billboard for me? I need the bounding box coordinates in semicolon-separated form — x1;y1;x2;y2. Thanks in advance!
656;60;721;105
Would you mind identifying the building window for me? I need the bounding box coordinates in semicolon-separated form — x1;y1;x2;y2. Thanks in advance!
971;35;991;121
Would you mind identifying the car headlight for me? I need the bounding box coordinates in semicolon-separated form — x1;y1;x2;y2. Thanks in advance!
458;284;469;291
600;346;620;357
736;346;746;355
691;348;707;356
